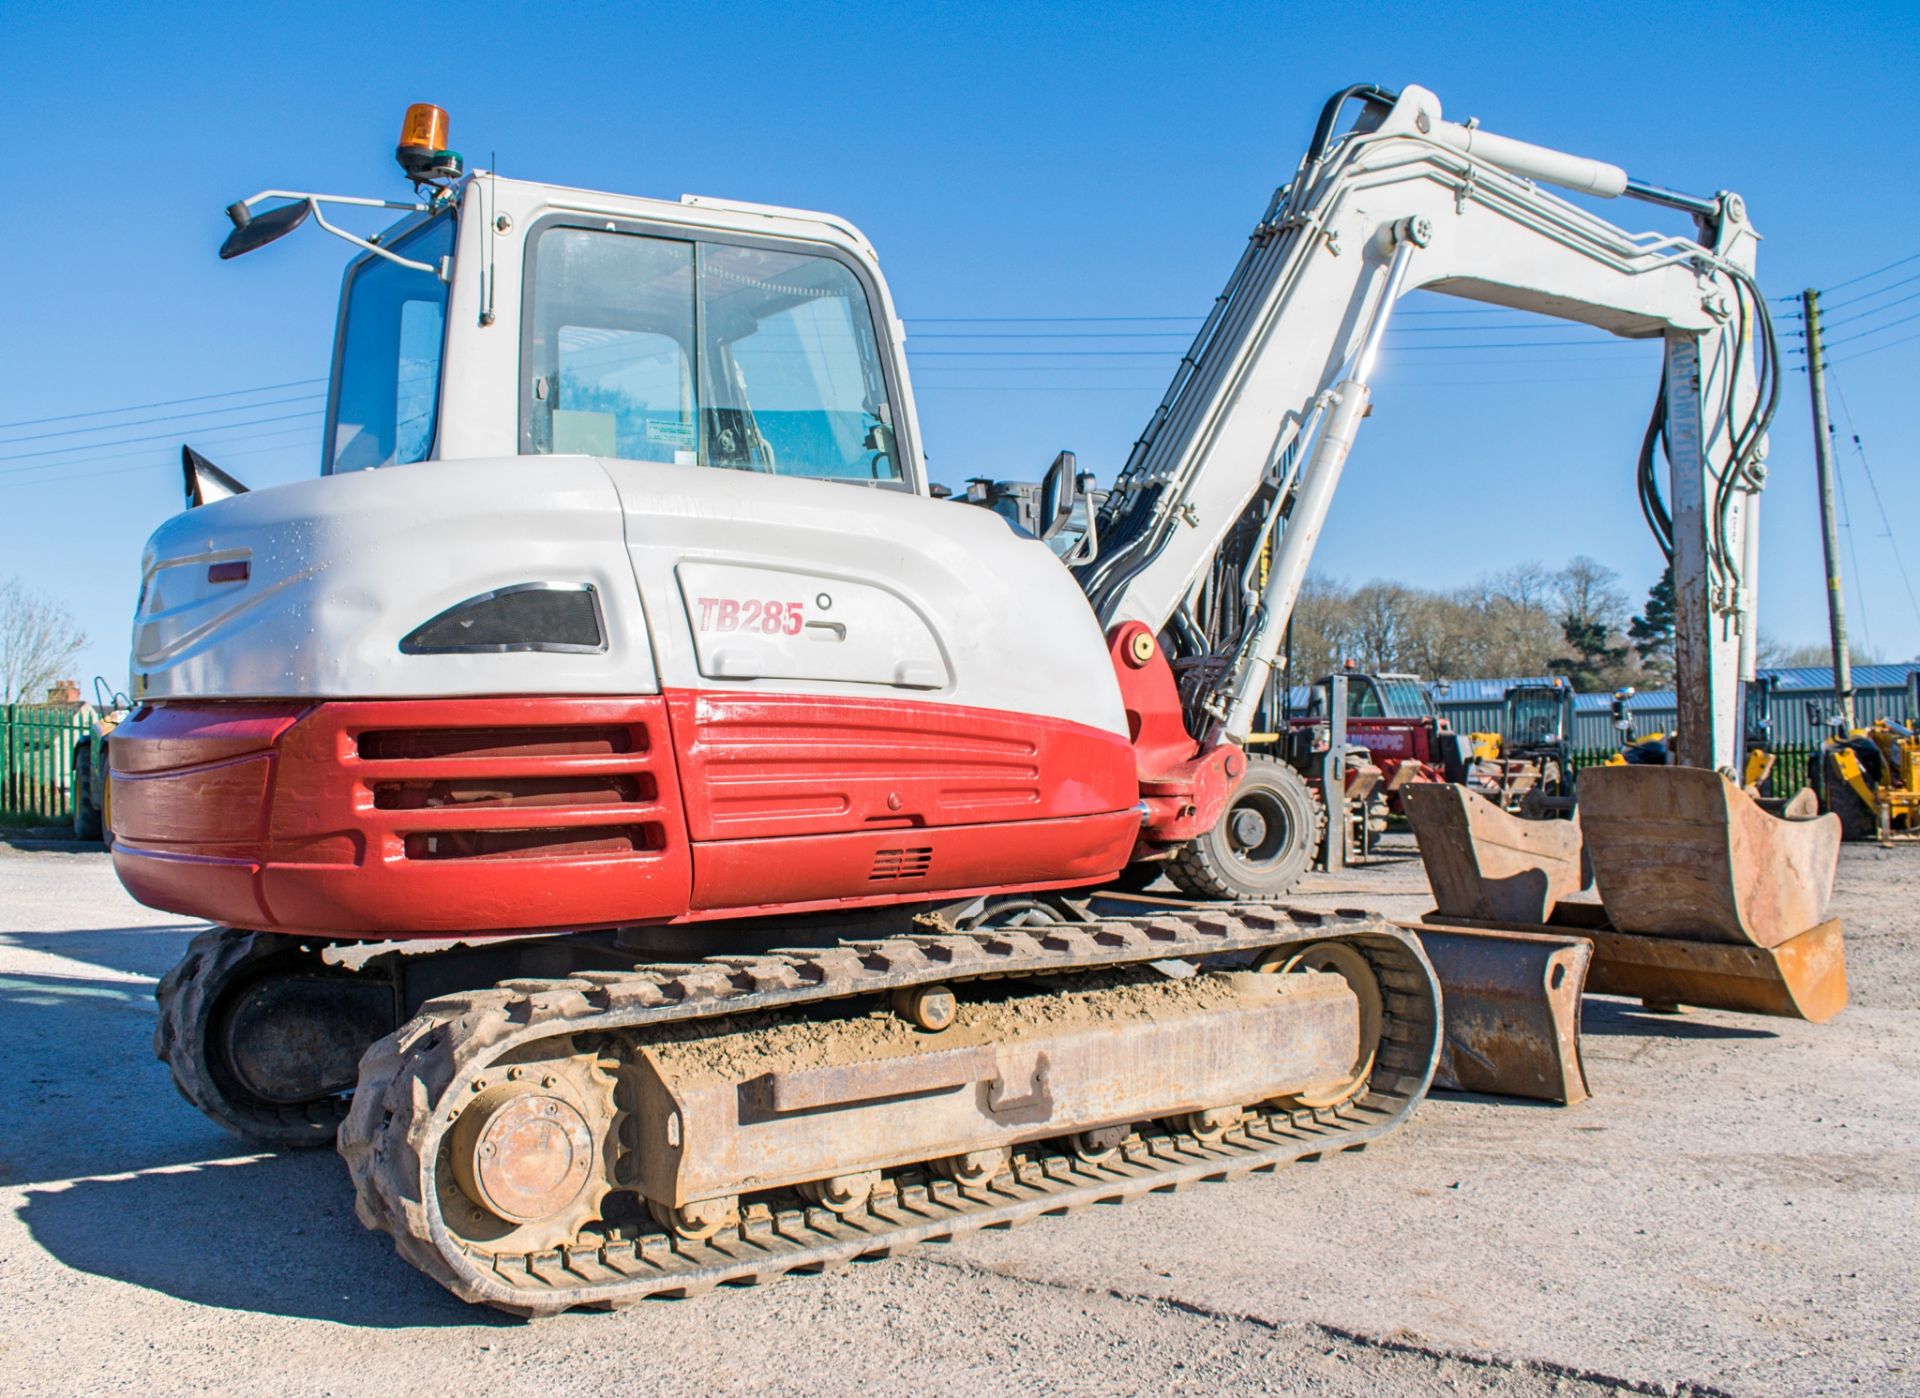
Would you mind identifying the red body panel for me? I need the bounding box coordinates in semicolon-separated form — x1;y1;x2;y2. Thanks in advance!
1285;714;1447;809
1105;621;1243;846
110;692;1141;939
665;689;1135;839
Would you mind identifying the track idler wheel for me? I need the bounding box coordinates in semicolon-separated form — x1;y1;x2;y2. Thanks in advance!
796;1170;883;1215
442;1047;618;1255
1257;941;1382;1110
154;926;394;1149
891;983;957;1032
1166;756;1321;901
1071;1125;1129;1166
1176;1105;1246;1142
648;1195;742;1241
932;1147;1011;1195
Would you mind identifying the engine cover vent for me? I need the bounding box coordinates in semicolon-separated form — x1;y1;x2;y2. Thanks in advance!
869;847;934;881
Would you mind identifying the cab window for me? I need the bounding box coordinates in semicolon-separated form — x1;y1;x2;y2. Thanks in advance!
526;226;899;482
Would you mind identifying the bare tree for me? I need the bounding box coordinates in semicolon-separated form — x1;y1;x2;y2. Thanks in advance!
1765;639;1884;669
0;576;88;706
1555;556;1629;632
1284;573;1352;682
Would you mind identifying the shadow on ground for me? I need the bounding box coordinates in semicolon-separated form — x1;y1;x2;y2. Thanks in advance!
5;920;503;1329
1579;996;1778;1040
0;921;198;983
18;1156;495;1328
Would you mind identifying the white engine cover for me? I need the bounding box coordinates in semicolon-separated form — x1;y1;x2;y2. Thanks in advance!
132;458;653;700
131;457;1129;739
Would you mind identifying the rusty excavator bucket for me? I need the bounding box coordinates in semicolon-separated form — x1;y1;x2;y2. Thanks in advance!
1401;784;1593;1104
1408;769;1846;1071
1402;783;1585;926
1575;765;1846;1022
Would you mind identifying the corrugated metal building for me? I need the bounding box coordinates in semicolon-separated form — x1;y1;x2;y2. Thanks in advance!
1430;665;1918;776
1277;665;1915;791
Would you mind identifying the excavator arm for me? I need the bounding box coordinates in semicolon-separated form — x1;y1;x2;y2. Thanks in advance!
1078;83;1777;774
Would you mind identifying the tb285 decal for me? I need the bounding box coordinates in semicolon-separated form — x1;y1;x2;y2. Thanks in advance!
696;597;806;634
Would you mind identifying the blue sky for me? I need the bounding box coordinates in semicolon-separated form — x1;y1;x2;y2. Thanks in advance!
4;1;1918;693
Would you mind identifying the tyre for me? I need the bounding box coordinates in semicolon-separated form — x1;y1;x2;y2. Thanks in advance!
1166;756;1321;901
71;743;103;842
1819;745;1880;841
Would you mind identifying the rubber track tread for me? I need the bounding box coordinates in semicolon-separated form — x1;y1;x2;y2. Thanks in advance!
340;906;1439;1315
154;926;349;1149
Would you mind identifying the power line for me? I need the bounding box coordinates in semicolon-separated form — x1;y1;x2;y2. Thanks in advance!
0;392;326;446
0;378;327;433
907;338;1634;358
1830;418;1876;659
1822;287;1920;332
1828;368;1920;633
906;305;1546;322
1823;270;1920;314
0;418;323;478
1819;308;1920;352
1818;250;1920;298
0;434;320;494
0;409;324;467
1828;328;1920;366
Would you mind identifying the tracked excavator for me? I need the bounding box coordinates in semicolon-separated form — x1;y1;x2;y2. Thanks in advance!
118;85;1784;1313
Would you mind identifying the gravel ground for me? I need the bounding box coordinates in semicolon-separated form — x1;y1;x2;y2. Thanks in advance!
1;835;1913;1396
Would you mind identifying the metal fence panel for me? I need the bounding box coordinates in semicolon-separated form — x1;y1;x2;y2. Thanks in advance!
1;705;90;823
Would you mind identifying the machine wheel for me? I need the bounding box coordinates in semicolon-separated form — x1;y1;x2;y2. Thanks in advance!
1819;745;1880;841
154;926;396;1149
1165;757;1321;901
71;743;103;842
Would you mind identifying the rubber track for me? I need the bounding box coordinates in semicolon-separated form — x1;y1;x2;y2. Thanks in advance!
154;926;350;1149
340;906;1440;1316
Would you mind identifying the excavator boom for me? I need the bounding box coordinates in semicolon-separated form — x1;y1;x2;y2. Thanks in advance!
1080;84;1775;774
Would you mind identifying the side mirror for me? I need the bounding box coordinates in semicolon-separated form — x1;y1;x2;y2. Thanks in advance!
1037;450;1079;542
220;198;311;260
183;445;249;508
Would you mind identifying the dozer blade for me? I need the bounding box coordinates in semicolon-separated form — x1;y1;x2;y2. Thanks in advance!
1577;765;1840;948
1402;782;1585;924
1410;924;1592;1105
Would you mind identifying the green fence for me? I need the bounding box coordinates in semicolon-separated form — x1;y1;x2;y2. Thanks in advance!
1566;745;1818;795
1;705;91;824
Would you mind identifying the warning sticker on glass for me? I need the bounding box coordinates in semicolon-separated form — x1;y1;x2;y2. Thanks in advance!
646;419;697;449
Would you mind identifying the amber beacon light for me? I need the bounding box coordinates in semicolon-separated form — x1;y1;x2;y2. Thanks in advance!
396;103;462;184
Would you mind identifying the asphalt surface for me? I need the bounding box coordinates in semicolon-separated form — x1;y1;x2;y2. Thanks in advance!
1;836;1914;1396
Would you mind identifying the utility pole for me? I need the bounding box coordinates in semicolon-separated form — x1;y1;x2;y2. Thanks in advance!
1803;288;1854;728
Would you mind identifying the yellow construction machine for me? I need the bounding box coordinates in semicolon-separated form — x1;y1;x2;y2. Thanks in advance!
1819;711;1920;842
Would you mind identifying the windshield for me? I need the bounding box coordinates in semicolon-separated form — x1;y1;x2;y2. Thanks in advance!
1509;692;1564;743
326;216;455;473
1379;678;1433;718
525;226;899;481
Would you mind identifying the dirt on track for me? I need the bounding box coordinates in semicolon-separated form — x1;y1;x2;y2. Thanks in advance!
1;834;1914;1396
